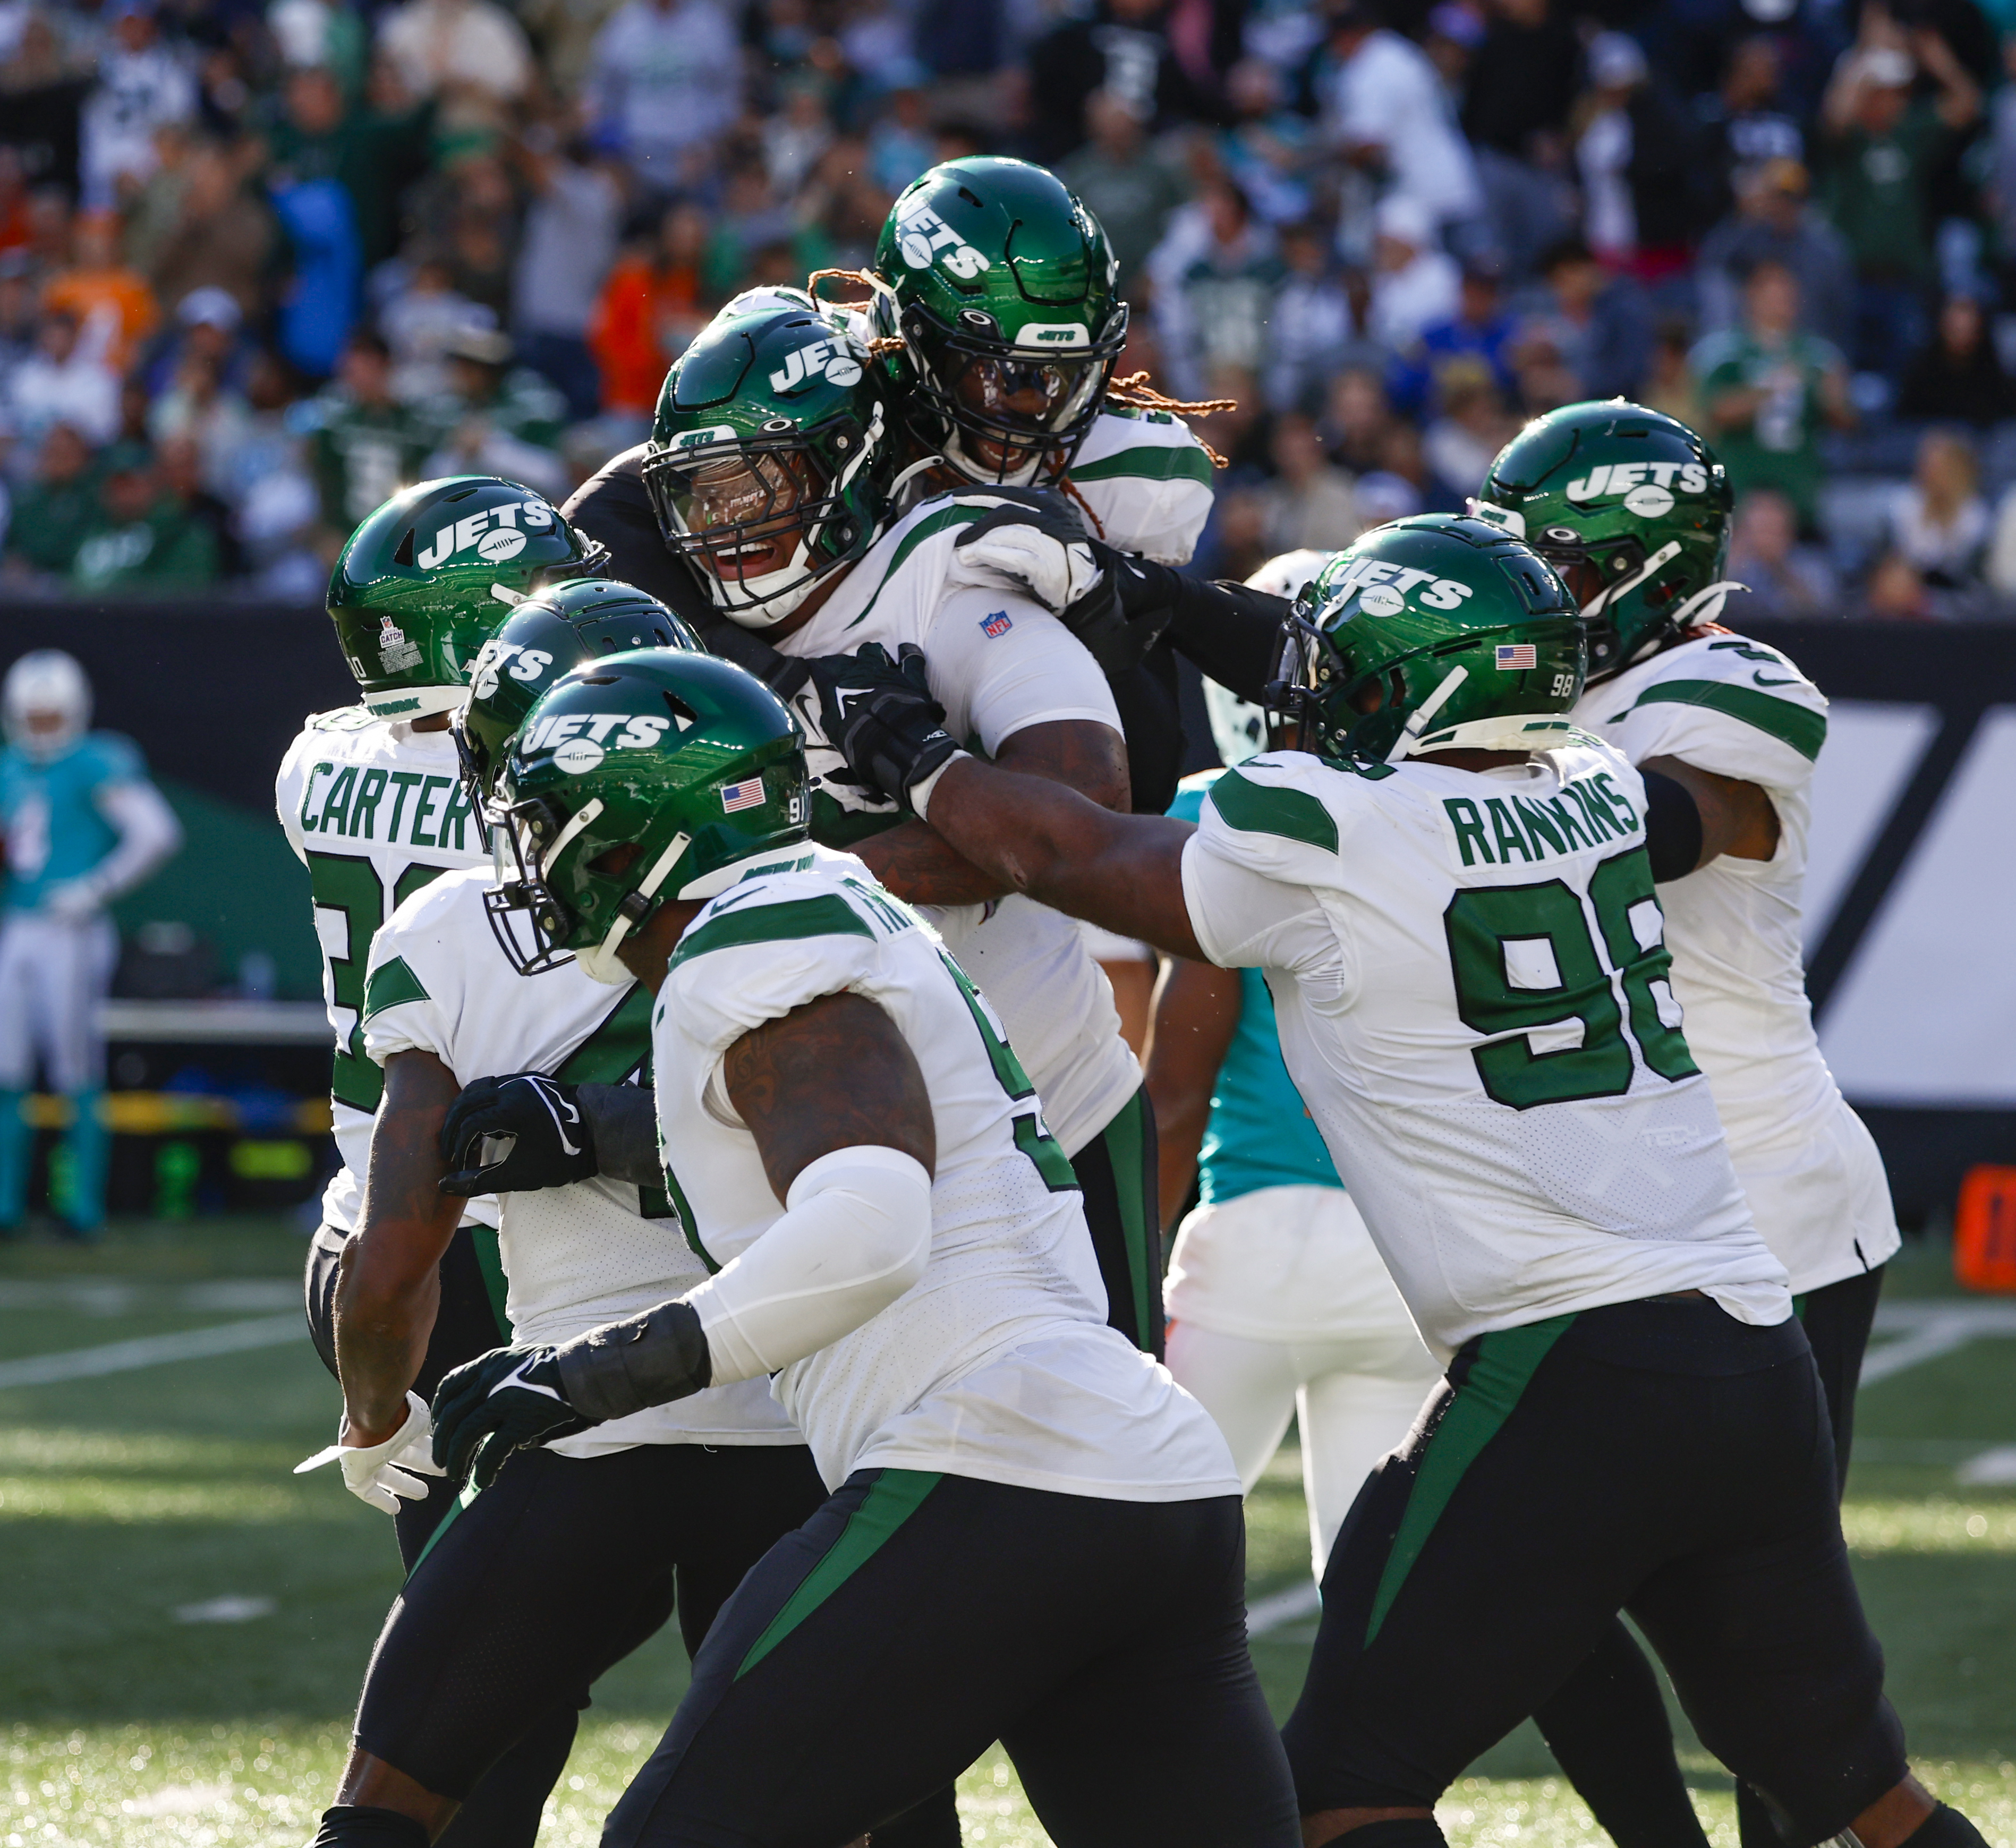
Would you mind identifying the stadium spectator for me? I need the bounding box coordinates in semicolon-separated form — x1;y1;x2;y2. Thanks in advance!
5;304;121;449
379;251;492;402
1728;486;1840;616
1896;295;2016;426
1263;218;1359;414
586;0;742;194
264;63;435;277
156;428;242;576
1519;235;1652;401
1317;0;1481;234
146;140;275;320
1256;411;1361;555
1367;193;1459;354
70;440;217;589
41;208;157;369
508;126;621;423
376;0;534;132
1;421;99;582
1817;34;1979;376
864;74;935;198
1388;251;1517;417
1324;365;1398;477
589;201;711;420
1026;0;1210;167
1694;158;1855;354
1695;36;1806;226
421;326;566;498
1059;89;1192;294
301;328;438;533
1887;426;1989;590
1460;0;1580;275
1422;355;1515;499
1155;180;1281;400
78;0;197;209
1571;31;1703;281
1696;258;1852;531
1639;316;1705;429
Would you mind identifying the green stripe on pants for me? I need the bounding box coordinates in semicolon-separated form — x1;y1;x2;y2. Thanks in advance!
1367;1315;1576;1645
736;1470;942;1679
1099;1088;1158;1353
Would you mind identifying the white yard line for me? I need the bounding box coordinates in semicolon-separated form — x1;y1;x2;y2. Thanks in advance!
0;1314;304;1390
1861;1300;2016;1386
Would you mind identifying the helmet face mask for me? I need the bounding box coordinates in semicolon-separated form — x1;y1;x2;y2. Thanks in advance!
1265;516;1587;764
1476;402;1733;682
486;651;811;981
643;307;894;631
873;158;1127;486
328;476;609;720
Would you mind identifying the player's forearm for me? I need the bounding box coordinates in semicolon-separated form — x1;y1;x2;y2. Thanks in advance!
921;758;1203;959
857;817;1011;906
335;1233;444;1442
87;782;182;901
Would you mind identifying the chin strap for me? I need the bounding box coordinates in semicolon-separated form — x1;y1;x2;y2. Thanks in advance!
1666;578;1748;632
1389;666;1470;762
1581;540;1682;619
589;830;692;972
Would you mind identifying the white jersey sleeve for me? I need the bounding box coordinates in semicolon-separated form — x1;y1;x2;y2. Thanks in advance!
1584;632;1827;798
923;583;1122;752
1067;406;1217;566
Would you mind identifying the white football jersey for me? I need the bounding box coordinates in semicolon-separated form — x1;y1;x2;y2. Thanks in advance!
1180;741;1792;1359
361;868;798;1455
1573;631;1900;1294
773;492;1142;1157
1065;404;1215;566
276;708;490;1232
653;844;1238;1500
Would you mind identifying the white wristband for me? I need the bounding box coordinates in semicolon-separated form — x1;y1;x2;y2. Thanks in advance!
911;750;973;825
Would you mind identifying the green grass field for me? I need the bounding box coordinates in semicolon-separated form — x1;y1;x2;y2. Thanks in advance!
2;1221;2012;1847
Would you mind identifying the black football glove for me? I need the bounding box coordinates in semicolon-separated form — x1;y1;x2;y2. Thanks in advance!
814;642;963;814
438;1072;597;1197
430;1344;591;1489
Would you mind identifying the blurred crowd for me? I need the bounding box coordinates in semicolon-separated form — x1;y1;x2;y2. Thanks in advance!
5;0;2016;615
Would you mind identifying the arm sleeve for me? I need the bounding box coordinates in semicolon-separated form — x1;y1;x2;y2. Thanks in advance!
683;1144;933;1381
1640;769;1705;883
1158;574;1291;703
88;777;182;901
925;584;1122;754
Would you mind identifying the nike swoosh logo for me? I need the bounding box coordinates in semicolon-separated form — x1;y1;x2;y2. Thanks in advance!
496;1355;566;1403
521;1077;583;1157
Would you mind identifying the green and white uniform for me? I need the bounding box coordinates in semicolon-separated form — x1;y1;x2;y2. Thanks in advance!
275;706;487;1234
1572;633;1899;1295
1053;404;1214;566
656;843;1234;1495
775;493;1143;1161
1179;740;1792;1359
361;867;801;1452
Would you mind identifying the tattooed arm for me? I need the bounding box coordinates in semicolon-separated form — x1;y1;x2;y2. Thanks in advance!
338;1050;463;1442
856;718;1130;907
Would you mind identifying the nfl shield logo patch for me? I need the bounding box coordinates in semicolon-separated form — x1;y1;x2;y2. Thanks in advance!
981;611;1013;638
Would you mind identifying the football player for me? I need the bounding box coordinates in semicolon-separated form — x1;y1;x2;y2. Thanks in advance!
421;646;1300;1848
276;477;609;1846
0;650;180;1236
1475;401;1902;1848
477;302;1166;1358
298;583;840;1848
562;159;1290;818
1149;557;1440;1585
827;513;1987;1848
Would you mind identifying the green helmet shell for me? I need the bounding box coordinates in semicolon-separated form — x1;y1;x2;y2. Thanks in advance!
490;651;808;979
328;476;609;719
871;157;1127;484
456;578;702;805
1476;402;1733;682
1273;515;1586;763
641;305;894;630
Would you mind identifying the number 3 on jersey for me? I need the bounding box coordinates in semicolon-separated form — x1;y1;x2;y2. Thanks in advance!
308;851;445;1113
938;952;1080;1192
1445;846;1697;1110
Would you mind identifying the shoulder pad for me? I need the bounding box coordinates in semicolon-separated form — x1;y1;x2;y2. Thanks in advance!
302;704;379;734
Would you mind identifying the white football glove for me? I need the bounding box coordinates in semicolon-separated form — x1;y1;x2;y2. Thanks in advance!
948;507;1103;614
294;1390;446;1515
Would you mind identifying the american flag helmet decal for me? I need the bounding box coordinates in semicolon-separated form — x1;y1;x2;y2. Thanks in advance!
720;778;765;813
1495;644;1538;670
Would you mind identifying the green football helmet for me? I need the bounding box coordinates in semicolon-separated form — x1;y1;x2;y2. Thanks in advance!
1475;402;1736;683
455;578;702;807
328;476;609;719
1269;515;1586;763
870;157;1127;486
488;650;808;981
640;304;895;631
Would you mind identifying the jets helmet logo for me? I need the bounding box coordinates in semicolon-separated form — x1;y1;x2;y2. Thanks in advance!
468;640;554;701
768;336;865;394
378;616;421;672
415;498;556;570
1326;558;1476;615
892;199;991;280
1564;462;1711;517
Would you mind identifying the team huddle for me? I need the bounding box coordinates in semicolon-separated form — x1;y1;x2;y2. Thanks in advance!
277;157;1977;1848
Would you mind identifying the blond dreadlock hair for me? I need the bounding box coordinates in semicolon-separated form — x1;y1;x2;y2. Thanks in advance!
1103;371;1240;469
